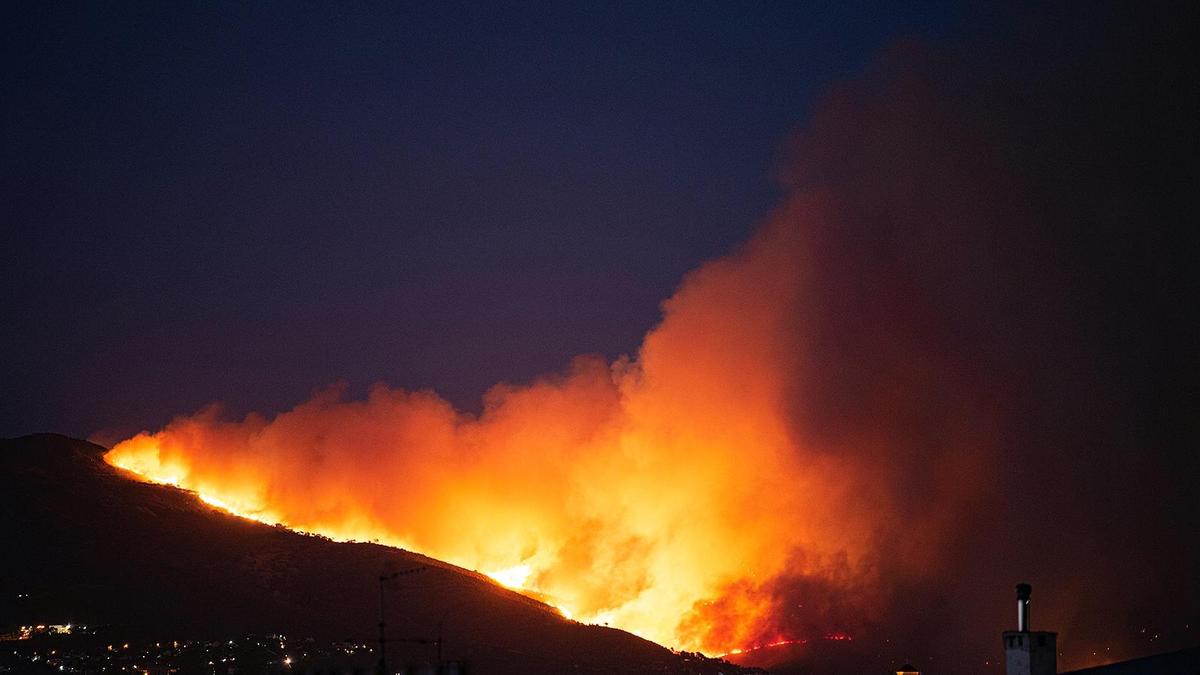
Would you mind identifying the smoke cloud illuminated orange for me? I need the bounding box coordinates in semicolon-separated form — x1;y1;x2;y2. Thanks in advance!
88;4;1200;668
106;197;947;654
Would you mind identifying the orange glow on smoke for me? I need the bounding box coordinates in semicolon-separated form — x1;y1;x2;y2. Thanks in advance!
104;201;949;654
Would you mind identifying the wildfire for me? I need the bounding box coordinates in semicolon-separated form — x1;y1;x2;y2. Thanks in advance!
108;418;839;653
723;638;808;656
101;197;959;655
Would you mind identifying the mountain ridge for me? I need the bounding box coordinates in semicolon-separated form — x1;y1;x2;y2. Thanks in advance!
0;433;749;674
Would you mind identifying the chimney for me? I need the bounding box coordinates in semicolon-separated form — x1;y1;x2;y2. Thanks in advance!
1017;583;1031;632
1003;583;1056;675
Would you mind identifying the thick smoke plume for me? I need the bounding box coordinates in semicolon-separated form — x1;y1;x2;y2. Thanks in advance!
109;2;1196;668
109;206;898;652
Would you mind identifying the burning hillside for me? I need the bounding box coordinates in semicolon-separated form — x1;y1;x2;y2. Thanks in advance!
0;433;753;675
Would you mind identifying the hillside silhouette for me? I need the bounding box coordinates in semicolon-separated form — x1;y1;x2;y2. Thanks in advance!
0;433;748;674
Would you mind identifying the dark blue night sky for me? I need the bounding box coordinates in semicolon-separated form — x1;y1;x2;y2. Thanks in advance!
4;2;960;437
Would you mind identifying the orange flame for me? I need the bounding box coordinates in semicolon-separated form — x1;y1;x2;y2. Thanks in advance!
105;202;945;654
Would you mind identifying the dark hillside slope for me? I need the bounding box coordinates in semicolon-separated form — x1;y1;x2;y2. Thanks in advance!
0;434;743;674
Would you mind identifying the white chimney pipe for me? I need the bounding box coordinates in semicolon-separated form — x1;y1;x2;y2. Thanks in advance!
1017;583;1032;632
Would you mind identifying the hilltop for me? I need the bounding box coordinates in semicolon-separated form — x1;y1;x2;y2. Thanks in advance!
0;433;748;674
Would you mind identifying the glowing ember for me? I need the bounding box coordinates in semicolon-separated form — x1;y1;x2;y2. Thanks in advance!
722;638;810;657
487;563;534;589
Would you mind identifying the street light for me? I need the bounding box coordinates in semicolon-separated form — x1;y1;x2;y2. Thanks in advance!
378;566;424;675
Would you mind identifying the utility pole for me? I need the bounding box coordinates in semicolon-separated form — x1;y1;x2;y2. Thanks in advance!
377;566;424;675
436;621;443;665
